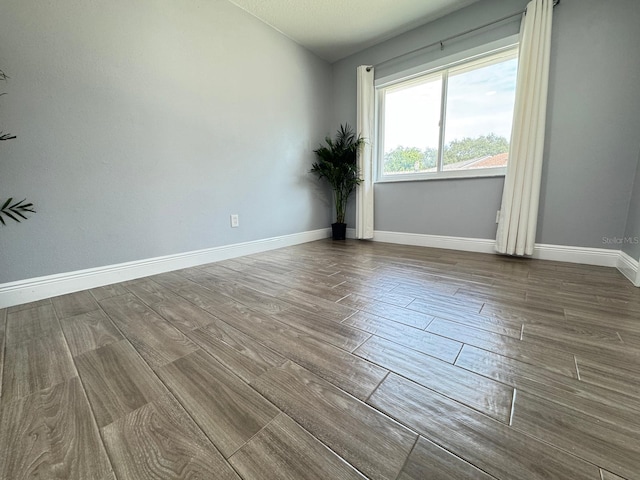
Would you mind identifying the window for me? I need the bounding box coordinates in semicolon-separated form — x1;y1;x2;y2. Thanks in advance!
377;46;518;181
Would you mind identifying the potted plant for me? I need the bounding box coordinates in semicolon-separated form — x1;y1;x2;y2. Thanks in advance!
310;124;363;240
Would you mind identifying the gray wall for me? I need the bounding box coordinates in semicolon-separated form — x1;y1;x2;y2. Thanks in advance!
538;0;640;249
0;0;333;283
375;178;504;239
623;149;640;259
332;0;640;248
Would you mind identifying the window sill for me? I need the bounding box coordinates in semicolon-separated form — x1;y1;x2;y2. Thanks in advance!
376;167;507;183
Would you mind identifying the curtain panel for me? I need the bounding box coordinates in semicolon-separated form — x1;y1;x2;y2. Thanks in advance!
496;0;554;255
356;65;375;239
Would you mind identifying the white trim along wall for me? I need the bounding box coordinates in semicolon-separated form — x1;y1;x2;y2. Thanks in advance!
1;228;637;308
617;251;640;287
348;229;639;286
0;228;330;309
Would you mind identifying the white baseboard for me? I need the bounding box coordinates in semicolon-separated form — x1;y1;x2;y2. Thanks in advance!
617;251;640;287
0;228;331;309
531;242;621;267
372;230;496;254
371;230;621;267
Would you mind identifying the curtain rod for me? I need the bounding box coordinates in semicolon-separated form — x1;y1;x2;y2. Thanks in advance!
366;0;560;72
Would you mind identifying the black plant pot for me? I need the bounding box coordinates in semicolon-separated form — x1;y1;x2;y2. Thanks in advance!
331;222;347;240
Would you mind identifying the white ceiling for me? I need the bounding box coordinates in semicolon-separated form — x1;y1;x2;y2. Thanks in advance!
227;0;483;63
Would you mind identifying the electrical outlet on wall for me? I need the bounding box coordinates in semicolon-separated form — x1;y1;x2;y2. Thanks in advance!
496;210;501;224
230;214;239;228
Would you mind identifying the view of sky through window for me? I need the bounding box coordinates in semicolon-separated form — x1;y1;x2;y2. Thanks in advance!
380;49;518;176
445;58;518;144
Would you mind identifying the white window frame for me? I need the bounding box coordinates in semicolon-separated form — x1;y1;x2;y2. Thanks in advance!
375;36;520;183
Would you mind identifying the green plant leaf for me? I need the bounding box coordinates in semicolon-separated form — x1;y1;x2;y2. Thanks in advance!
10;198;28;209
2;209;19;223
0;197;36;225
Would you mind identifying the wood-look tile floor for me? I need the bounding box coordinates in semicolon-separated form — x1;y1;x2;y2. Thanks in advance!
1;240;639;480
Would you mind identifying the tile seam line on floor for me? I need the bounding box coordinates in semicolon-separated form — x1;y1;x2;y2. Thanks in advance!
349;333;374;354
421;328;577;378
393;434;420;480
405;300;482;317
519;332;640;361
340;308;357;323
163;329;286;415
574;355;582;381
226;410;284;460
342;309;431;333
54;299;119;480
146;303;206;336
476;301;486;314
242;410;377;480
260;357;424;465
365;398;503;480
337;303;433;331
88;289;102;303
185;324;287;386
405;435;503;480
456;353;640;420
423;314;436;331
364;370;390;404
356;293;417;310
97;298;246;480
507;414;627;478
157;353;280;463
355;355;512;424
509;389;517;426
452;342;465;365
351;328;461;365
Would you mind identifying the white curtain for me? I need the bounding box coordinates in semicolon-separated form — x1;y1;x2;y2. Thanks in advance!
496;0;554;255
356;65;375;239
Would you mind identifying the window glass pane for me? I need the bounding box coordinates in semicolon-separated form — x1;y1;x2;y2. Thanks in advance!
442;55;517;171
382;75;442;175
